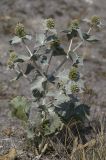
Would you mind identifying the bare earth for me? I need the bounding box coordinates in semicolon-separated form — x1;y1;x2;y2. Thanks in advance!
0;0;106;159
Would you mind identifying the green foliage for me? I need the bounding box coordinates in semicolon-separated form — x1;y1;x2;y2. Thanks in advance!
41;107;63;136
10;96;30;121
8;16;101;156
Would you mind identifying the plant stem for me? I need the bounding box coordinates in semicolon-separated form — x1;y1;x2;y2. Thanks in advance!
45;52;53;75
73;41;83;52
22;40;45;77
50;57;67;76
87;27;92;34
22;40;33;57
67;39;73;58
50;39;73;76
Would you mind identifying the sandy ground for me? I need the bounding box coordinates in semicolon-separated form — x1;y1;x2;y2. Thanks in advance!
0;0;106;159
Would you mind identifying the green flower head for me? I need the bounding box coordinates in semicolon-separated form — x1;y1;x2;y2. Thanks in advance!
46;18;55;29
69;67;79;81
7;51;17;68
91;15;100;27
71;83;79;93
15;22;26;37
50;38;60;48
69;19;80;31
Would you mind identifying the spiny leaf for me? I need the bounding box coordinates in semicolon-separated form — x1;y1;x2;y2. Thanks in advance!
24;34;32;41
36;32;45;45
83;33;99;42
69;51;83;66
14;72;23;80
74;104;90;122
42;107;63;136
55;100;75;123
10;36;22;45
82;33;90;40
62;29;78;40
40;55;48;65
14;55;30;63
31;76;47;99
56;69;69;83
24;63;35;75
10;96;30;121
54;92;70;107
52;46;66;56
86;35;99;42
77;28;84;40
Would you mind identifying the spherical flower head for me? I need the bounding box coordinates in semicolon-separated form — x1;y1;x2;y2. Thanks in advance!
7;59;14;68
69;19;80;31
91;15;100;27
69;67;79;81
15;22;26;37
50;38;60;48
10;52;17;60
46;18;55;29
7;51;17;68
71;84;79;93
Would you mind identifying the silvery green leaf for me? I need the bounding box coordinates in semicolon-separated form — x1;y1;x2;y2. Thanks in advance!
77;28;84;40
36;32;45;45
69;52;83;66
24;35;32;41
49;29;57;35
10;36;22;45
83;33;99;42
12;71;23;81
62;30;70;33
86;35;99;42
55;100;75;122
77;56;83;66
10;96;30;121
31;76;47;99
29;104;42;127
24;63;35;75
82;18;91;24
16;72;23;80
46;34;57;42
83;33;90;40
40;55;48;65
14;55;30;63
43;107;63;136
54;92;70;107
56;69;69;83
52;46;66;56
77;80;84;93
31;76;46;92
62;29;77;40
46;90;61;97
74;104;90;122
65;80;72;95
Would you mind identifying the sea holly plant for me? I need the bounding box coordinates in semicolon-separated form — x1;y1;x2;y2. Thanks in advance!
8;16;101;156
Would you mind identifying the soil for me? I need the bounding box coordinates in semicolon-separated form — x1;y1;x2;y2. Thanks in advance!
0;0;106;159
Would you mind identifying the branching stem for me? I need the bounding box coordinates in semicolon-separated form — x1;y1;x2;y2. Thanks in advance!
50;27;92;77
22;40;45;77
